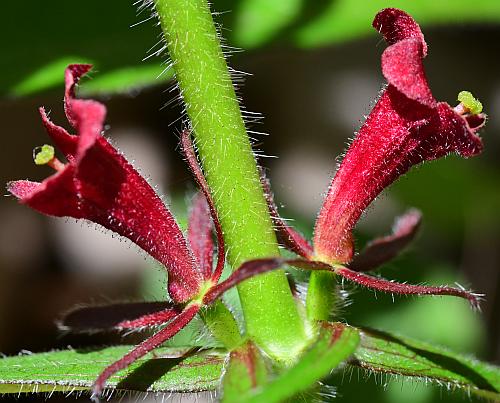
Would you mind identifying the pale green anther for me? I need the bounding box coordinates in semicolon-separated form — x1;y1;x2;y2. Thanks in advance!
458;91;483;115
33;144;55;165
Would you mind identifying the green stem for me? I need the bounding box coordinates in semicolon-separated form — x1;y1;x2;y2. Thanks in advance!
154;0;307;360
201;301;242;350
306;271;337;321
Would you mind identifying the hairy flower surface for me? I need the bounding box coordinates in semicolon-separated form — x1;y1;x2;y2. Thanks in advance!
314;8;485;264
7;7;488;399
8;65;201;304
7;65;288;397
264;8;485;307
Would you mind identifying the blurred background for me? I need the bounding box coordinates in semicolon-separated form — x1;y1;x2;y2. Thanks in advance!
1;1;499;402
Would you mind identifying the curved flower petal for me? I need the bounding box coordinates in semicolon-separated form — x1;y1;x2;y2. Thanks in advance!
8;168;79;217
373;7;427;54
313;9;485;264
64;64;93;129
40;108;78;158
382;38;435;107
8;65;201;304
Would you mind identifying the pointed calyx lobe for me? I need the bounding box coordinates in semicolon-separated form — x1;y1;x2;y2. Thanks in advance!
349;209;421;272
8;65;201;304
313;8;485;265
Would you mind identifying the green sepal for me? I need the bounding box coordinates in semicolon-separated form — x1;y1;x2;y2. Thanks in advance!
221;341;269;402
236;322;360;403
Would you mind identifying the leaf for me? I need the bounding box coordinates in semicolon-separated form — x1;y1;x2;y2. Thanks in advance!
351;328;500;401
10;57;94;97
0;346;225;394
7;0;500;97
2;0;166;97
221;341;268;402
294;0;500;47
232;0;303;48
79;65;174;96
239;322;360;403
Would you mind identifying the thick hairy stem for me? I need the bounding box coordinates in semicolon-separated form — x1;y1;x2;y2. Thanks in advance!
154;0;307;360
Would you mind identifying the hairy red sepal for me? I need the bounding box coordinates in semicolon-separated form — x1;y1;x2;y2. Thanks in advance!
92;304;200;398
260;172;313;259
313;8;484;264
116;308;180;330
181;130;226;282
188;192;215;279
60;302;177;332
336;266;481;309
204;257;332;304
8;65;202;304
204;258;285;303
290;259;482;309
350;209;422;272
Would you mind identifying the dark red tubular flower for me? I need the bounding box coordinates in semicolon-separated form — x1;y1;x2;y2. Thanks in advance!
9;66;330;396
87;129;298;396
7;65;289;397
8;65;202;304
314;8;485;265
262;8;485;308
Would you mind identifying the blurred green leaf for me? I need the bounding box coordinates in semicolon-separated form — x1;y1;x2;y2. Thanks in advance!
294;0;500;47
0;346;225;394
10;57;93;97
233;0;303;48
240;322;360;402
222;341;268;402
392;158;500;240
2;0;164;97
352;328;500;401
6;0;500;96
80;64;174;96
386;378;433;403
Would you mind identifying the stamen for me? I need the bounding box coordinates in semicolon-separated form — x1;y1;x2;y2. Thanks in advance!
456;91;483;115
33;144;65;172
47;158;65;172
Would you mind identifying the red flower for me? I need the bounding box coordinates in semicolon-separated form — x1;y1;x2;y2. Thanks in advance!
264;8;485;306
7;7;488;397
7;65;286;396
8;65;202;304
